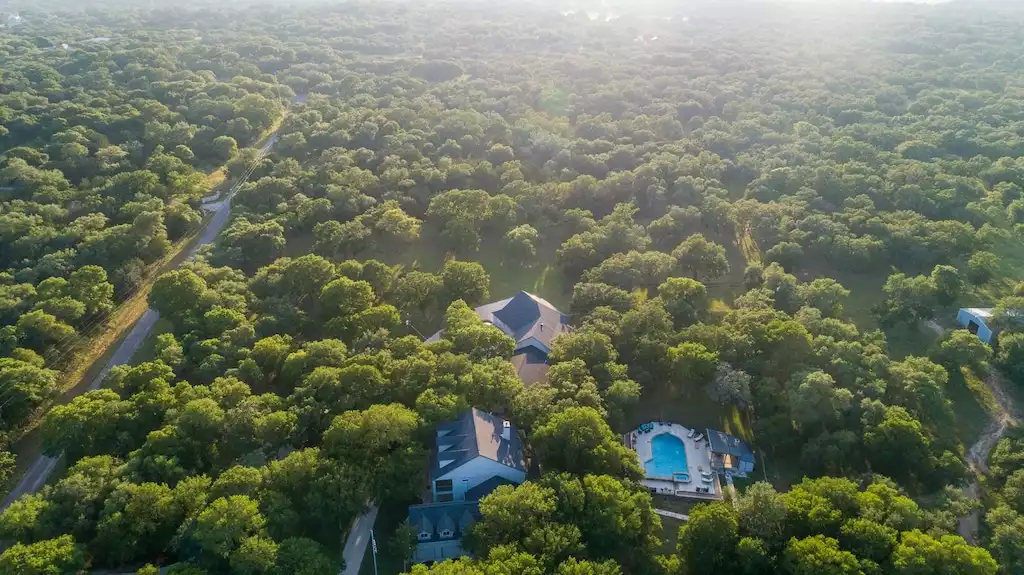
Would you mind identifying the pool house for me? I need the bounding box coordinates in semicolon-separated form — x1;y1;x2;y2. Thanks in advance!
626;421;722;500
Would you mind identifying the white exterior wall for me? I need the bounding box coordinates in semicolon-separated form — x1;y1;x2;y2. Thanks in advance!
435;457;526;501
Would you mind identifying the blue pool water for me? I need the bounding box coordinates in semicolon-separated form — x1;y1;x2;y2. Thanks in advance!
645;432;689;479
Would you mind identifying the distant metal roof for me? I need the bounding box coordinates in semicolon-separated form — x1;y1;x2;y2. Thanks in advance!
962;307;994;318
706;429;755;464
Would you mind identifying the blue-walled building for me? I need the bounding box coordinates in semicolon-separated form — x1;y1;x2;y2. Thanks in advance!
957;308;995;344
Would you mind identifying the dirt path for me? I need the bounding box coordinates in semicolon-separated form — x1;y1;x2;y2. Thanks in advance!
922;320;1017;543
957;369;1018;544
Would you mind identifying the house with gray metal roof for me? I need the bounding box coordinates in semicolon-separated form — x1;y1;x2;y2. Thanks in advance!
407;501;478;564
427;291;570;384
408;408;527;564
706;429;756;478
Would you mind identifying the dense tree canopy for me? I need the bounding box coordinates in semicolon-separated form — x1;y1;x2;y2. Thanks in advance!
2;0;1024;572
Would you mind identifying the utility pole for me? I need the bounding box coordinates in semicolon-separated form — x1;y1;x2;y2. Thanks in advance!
405;318;426;339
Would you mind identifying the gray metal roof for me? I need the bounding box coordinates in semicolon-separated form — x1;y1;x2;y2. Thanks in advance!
408;500;480;543
493;291;569;355
425;291;570;381
706;429;756;464
430;408;526;480
961;307;994;318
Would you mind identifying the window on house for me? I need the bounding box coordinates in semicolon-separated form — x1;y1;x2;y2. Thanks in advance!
440;529;454;539
418;531;432;541
437;493;454;502
435;479;453;492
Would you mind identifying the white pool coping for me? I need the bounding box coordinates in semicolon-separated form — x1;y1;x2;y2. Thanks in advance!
628;422;722;500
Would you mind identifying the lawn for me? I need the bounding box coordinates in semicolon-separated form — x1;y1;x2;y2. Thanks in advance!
651;498;702;557
629;384;750;441
753;452;805;491
651;495;699;516
883;322;941;360
702;231;753;309
656;516;684;556
974;232;1024;304
946;366;998;451
288;226;573;316
369;227;572;311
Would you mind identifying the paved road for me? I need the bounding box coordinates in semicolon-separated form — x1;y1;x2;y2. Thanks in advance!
0;132;282;511
341;506;379;575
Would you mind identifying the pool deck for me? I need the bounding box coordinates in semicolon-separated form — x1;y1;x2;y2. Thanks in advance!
627;422;723;501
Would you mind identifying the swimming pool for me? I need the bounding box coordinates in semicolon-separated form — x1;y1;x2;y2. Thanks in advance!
645;432;688;479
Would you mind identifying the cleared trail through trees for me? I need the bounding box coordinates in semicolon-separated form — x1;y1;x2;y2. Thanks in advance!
958;369;1018;544
922;320;1019;543
923;321;1023;543
0;122;287;511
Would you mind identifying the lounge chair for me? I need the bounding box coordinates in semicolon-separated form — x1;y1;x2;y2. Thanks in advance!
687;429;695;438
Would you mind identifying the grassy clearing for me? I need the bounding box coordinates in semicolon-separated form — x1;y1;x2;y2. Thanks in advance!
356;227;573;312
702;233;750;307
630;384;750;442
757;452;807;491
974;233;1024;304
656;516;684;556
884;322;940;360
651;498;698;556
947;366;998;451
652;495;698;515
204;168;226;191
737;229;761;266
